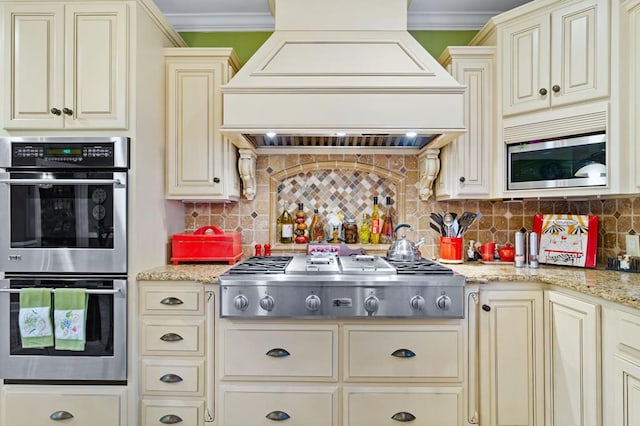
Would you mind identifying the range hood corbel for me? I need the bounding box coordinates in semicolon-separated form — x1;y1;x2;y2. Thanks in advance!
221;0;467;152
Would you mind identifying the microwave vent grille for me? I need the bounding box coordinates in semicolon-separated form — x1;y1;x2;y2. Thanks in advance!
503;110;606;144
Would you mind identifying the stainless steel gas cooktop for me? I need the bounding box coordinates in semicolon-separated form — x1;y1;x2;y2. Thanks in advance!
219;254;465;319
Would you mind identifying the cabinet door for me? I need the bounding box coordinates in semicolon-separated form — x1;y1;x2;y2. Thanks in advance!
64;3;128;129
437;51;494;200
166;60;226;199
501;14;551;116
2;4;65;129
614;355;640;426
550;0;609;108
627;0;640;189
479;290;545;426
1;386;124;426
545;291;601;426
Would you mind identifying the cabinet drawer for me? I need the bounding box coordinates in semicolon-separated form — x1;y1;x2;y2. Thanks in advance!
344;386;463;426
141;399;205;426
141;318;205;355
2;387;122;426
221;386;337;426
617;311;640;353
141;359;205;396
344;325;463;381
140;284;203;315
221;325;337;380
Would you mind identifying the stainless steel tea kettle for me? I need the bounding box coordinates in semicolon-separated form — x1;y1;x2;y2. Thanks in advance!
386;224;424;261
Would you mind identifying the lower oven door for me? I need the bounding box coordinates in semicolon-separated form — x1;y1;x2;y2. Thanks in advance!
0;171;127;274
0;276;127;382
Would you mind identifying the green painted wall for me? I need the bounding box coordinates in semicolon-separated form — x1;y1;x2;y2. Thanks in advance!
180;30;479;65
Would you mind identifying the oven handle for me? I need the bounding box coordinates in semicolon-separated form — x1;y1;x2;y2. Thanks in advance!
0;288;121;295
0;178;124;187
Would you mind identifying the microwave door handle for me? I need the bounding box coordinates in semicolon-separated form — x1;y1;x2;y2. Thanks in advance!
0;178;124;187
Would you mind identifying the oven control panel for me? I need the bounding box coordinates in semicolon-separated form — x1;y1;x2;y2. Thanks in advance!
11;143;117;167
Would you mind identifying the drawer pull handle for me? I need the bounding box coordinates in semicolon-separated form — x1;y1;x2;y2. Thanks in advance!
266;348;290;358
160;297;184;306
160;373;184;383
160;332;184;342
50;411;74;421
391;411;416;422
159;414;183;424
391;348;416;358
266;410;291;421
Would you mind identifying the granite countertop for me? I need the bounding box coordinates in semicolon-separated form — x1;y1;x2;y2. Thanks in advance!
136;261;640;310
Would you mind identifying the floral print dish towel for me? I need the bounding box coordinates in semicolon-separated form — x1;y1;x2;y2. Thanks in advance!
54;288;87;351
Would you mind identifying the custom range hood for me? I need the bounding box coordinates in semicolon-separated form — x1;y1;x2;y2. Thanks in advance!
221;0;466;151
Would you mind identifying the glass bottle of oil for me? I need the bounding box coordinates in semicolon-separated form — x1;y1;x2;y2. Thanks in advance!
277;204;294;243
370;196;381;244
380;196;394;244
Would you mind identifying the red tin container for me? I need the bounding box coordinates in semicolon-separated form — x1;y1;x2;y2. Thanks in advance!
171;226;242;265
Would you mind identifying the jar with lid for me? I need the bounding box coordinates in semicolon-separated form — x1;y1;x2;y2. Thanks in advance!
344;220;358;244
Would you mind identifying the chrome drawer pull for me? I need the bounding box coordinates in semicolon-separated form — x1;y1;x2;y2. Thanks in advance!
160;333;184;342
391;348;416;358
391;411;416;422
159;414;183;424
160;373;184;383
50;411;74;421
266;348;290;358
160;296;184;306
266;410;291;421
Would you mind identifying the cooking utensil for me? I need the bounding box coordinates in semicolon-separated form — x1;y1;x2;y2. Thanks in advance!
430;212;445;235
386;224;425;261
443;213;454;237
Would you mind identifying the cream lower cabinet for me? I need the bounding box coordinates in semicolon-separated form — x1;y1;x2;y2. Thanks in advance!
545;291;601;426
478;289;545;426
612;310;640;425
436;46;495;200
0;385;126;426
138;282;214;426
218;318;473;426
1;2;127;130
164;48;241;201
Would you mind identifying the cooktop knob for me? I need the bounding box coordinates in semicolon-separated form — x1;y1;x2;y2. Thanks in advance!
364;295;380;314
259;295;275;312
233;294;249;311
410;295;425;311
436;295;452;311
305;294;321;312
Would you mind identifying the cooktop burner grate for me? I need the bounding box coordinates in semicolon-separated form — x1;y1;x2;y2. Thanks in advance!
384;258;455;275
227;256;293;274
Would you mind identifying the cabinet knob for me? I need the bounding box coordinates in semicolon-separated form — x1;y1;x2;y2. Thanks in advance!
552;85;561;93
50;411;74;421
538;88;548;96
213;177;220;183
62;107;73;116
459;176;466;183
482;304;491;312
50;108;62;116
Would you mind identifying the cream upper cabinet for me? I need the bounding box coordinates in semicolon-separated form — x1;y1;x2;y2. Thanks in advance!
501;0;609;116
478;289;545;426
622;0;640;189
544;291;601;426
436;46;495;200
165;48;241;201
2;2;127;130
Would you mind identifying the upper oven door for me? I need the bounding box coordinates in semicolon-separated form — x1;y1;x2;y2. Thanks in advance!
0;171;127;274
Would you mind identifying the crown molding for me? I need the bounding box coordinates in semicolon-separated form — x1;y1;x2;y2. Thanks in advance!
167;11;490;32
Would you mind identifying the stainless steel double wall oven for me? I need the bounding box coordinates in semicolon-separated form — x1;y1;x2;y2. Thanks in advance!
0;136;129;383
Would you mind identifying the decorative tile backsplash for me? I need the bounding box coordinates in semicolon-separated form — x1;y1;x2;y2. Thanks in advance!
182;153;640;266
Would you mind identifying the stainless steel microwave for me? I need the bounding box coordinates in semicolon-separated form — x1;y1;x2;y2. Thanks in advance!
507;132;606;190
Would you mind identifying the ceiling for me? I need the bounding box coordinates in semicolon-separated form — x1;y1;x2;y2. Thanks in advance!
153;0;533;32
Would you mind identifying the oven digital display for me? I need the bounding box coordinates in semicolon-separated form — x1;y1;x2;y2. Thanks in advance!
46;147;82;156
